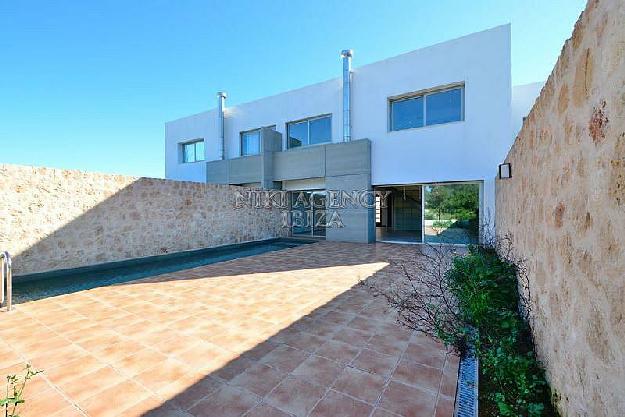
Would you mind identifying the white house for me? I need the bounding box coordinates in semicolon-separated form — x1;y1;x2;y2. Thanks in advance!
165;24;541;244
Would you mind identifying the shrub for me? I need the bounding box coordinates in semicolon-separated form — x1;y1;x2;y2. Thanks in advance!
447;245;556;416
480;335;549;417
447;247;518;331
432;219;453;229
365;234;559;416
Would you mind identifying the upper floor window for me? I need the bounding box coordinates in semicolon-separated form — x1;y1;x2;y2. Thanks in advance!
287;115;331;149
241;129;261;156
390;85;464;131
181;139;204;163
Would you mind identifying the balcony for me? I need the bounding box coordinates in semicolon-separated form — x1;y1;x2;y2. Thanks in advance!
205;128;371;189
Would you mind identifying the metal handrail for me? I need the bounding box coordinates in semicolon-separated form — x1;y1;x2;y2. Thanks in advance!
1;251;12;312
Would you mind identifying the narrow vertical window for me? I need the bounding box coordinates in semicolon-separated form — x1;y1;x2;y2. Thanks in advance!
287;120;309;149
309;116;332;145
241;130;261;156
194;140;204;160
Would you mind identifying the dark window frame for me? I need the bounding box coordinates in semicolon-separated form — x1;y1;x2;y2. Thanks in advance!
389;84;465;132
181;139;205;163
286;114;332;149
240;128;261;156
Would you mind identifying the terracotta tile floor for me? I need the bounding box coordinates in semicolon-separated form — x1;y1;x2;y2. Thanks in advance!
0;242;458;417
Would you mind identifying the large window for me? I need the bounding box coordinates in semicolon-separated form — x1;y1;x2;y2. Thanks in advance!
241;129;261;156
287;115;331;149
181;139;204;163
390;85;464;131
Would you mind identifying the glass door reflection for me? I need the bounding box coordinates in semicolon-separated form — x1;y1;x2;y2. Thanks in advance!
290;190;326;238
312;191;326;237
291;191;312;236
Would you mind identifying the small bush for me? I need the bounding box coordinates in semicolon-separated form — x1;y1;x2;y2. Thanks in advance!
365;234;559;416
432;219;453;229
447;245;557;416
449;249;515;318
480;336;549;417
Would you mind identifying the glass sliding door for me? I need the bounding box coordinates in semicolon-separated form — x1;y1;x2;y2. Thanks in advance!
374;186;422;243
423;183;479;244
311;191;326;237
291;191;312;236
290;190;326;238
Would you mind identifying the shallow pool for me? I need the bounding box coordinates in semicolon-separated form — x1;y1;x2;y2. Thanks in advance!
13;238;314;303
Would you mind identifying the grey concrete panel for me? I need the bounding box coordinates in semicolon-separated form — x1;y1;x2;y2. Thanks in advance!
207;138;374;241
260;129;282;189
228;155;262;184
325;139;371;177
326;208;374;243
261;128;283;152
325;173;372;193
324;171;374;243
206;160;230;184
273;146;325;181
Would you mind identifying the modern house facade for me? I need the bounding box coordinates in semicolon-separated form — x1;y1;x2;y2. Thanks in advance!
165;24;540;244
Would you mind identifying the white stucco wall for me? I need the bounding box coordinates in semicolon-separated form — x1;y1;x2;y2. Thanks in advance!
165;111;214;182
354;25;511;188
165;24;534;221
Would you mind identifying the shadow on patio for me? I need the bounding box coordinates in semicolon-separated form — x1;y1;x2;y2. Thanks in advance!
118;242;459;417
1;242;459;417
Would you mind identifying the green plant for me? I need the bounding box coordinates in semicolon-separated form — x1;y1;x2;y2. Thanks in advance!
444;243;558;416
446;246;520;337
481;337;548;417
1;364;42;417
366;233;559;416
432;219;453;229
425;183;479;221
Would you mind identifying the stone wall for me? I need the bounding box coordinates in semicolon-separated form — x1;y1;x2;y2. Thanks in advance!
0;164;286;276
495;0;625;415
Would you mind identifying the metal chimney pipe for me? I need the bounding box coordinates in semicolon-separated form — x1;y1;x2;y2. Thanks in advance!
217;91;227;160
341;49;353;142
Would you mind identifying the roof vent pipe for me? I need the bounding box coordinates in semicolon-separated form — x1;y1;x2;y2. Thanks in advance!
341;49;353;142
217;91;227;160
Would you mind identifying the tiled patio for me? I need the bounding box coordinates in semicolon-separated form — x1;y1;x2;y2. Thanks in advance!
0;242;458;417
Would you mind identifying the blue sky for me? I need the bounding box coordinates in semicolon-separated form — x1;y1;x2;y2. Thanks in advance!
0;0;586;178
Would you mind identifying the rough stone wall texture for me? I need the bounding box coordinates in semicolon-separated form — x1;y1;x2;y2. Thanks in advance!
496;1;625;415
0;164;286;276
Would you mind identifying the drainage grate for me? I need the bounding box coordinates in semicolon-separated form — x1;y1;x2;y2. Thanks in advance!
454;347;479;417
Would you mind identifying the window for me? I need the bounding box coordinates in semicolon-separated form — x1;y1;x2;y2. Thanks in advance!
241;129;261;156
182;139;204;163
287;115;331;149
426;88;463;126
288;121;308;148
390;86;463;131
391;96;424;130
